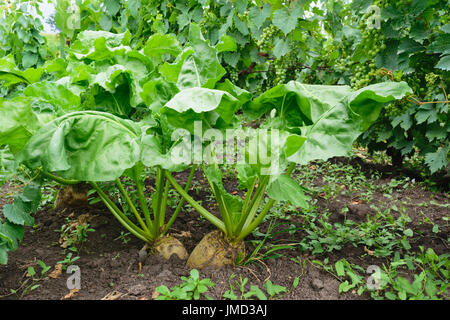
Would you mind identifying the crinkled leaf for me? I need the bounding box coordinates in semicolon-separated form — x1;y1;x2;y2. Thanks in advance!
0;97;42;154
24;81;81;113
17;111;142;181
162;87;240;133
141;78;179;113
90;54;152;107
71;30;131;61
143;33;182;64
245;82;351;125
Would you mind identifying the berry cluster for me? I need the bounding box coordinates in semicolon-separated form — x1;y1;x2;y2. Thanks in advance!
256;25;279;52
349;19;386;89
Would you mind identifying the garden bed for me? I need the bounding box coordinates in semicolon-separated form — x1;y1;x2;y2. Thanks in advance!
1;156;448;300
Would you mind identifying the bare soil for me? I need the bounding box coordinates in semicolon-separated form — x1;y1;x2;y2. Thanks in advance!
0;157;448;300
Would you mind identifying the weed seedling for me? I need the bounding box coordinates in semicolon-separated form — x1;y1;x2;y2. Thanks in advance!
155;269;215;300
9;260;51;298
57;253;80;271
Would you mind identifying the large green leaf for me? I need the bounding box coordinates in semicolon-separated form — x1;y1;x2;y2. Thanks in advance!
0;97;41;154
424;145;449;174
435;55;450;71
0;184;41;265
0;54;44;86
215;35;237;53
88;53;153;108
70;30;132;61
143;33;182;64
162;87;240;133
246;81;412;165
140;77;179;113
17;111;142;181
215;79;252;107
248;4;271;29
272;4;302;36
245;82;352;125
170;23;226;90
267;175;310;209
347;81;413;130
427;34;450;55
159;48;195;83
0;222;24;252
3;199;34;226
140;134;190;172
23;81;81;113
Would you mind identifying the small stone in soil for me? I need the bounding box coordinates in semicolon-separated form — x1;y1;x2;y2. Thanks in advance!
311;279;324;290
157;269;173;279
110;259;122;268
128;284;146;295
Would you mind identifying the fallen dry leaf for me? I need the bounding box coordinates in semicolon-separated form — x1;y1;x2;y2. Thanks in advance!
174;231;192;238
49;264;63;279
364;246;374;256
355;151;373;162
308;165;317;170
59;213;96;248
101;290;123;300
152;288;159;300
351;199;363;205
63;289;79;299
59;239;68;249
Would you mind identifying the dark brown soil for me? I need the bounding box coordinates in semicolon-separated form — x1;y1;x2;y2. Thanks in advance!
0;157;448;300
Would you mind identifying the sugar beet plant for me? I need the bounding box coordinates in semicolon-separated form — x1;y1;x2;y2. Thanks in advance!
0;21;412;267
162;80;412;268
0;23;231;262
